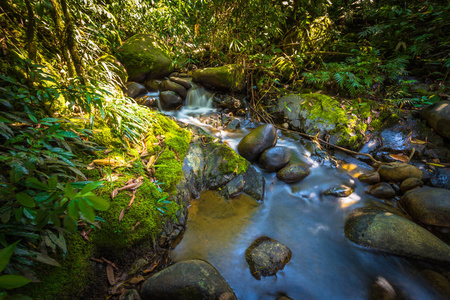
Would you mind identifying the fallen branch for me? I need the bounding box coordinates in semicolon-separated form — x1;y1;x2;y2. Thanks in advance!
274;125;415;166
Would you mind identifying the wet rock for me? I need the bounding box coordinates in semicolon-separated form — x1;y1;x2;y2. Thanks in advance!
323;185;354;197
245;236;292;280
276;297;293;300
237;124;277;162
159;91;183;110
140;259;236;299
368;277;403;300
344;207;450;263
421;100;450;139
143;79;162;92
428;168;450;190
366;182;396;199
400;177;423;193
420;270;450;298
116;34;172;82
214;94;244;110
192;64;245;91
169;76;192;90
220;174;245;198
243;165;265;201
400;186;450;227
125;82;147;98
276;163;311;183
160;79;187;99
358;172;381;184
226;119;240;130
129;258;148;275
135;94;159;108
377;163;423;182
258;146;291;172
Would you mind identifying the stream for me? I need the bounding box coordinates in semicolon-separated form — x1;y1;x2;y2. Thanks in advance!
163;85;444;299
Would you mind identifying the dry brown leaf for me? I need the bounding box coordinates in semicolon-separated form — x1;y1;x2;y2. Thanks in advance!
128;275;144;285
111;188;119;199
143;262;158;274
131;221;140;231
389;154;409;162
104;149;113;154
127;191;136;210
106;264;115;286
410;138;427;145
119;208;125;222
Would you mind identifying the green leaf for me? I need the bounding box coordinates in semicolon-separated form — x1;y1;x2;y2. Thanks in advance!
63;215;77;232
56;131;78;138
10;165;24;183
64;182;76;199
78;181;103;196
16;193;35;208
0;240;20;272
26;177;48;190
14;207;23;222
40;118;60;123
77;199;95;222
85;195;109;211
34;252;60;267
67;201;78;220
48;176;58;190
0;275;31;289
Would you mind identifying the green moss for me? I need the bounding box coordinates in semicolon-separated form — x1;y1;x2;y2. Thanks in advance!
192;64;245;90
216;143;250;175
22;234;95;300
92;127;123;148
92;177;166;252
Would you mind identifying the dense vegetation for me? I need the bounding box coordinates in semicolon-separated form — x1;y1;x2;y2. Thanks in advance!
0;0;448;298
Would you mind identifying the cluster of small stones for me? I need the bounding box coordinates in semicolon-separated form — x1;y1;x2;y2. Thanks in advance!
124;72;192;110
237;124;311;183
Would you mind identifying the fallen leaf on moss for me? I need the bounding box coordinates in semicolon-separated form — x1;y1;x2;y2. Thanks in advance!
107;264;115;285
119;208;125;221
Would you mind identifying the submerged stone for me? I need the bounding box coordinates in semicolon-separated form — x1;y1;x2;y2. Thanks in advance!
368;276;404;300
358;172;381;184
245;236;292;280
323;185;354;197
276;163;310;183
400;186;450;227
140;259;236;299
258;146;291;172
237;124;277;162
344;207;450;263
377;163;423;182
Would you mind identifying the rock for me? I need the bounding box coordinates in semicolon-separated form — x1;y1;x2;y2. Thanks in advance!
226;119;240;130
135;94;159;108
377;163;423;182
420;270;450;298
257;146;291;172
400;177;423;193
120;289;141;300
169;76;192;90
116;34;172;82
421;101;450;139
125;82;147;98
192;64;245;91
243;166;265;201
245;236;292;280
276;163;310;183
140;259;236;299
366;182;396;199
160;79;187;99
428;167;450;189
400;186;450;227
237;124;277;162
214;94;244;110
358;172;380;184
129;258;148;275
276;297;293;300
368;277;403;300
344;207;450;263
323;185;354;197
144;79;162;92
160;91;183;110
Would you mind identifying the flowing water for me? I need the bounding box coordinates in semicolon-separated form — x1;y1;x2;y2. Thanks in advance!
164;86;446;299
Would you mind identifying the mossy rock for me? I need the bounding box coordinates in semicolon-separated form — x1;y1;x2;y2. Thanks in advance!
192;64;245;91
116;34;172;82
22;234;95;300
276;93;380;150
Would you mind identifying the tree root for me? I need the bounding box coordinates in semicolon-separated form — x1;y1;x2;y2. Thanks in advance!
274;125;415;167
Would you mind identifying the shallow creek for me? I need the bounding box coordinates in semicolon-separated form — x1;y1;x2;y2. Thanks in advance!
163;85;444;299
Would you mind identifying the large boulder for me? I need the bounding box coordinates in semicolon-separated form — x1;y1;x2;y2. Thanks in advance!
421;101;450;139
400;187;450;227
377;163;423;182
257;146;291;172
140;259;236;300
344;207;450;263
160;91;183;110
237;124;277;161
116;34;172;82
245;236;292;280
192;64;245;91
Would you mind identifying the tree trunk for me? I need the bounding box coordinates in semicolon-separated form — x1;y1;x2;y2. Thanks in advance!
24;0;36;61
